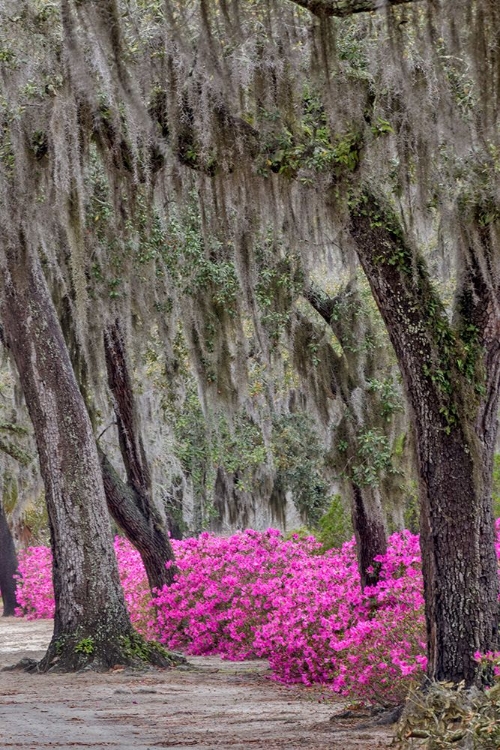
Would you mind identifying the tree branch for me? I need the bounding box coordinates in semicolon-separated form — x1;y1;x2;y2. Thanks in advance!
102;318;178;590
289;0;418;18
303;285;339;325
304;282;358;353
104;319;152;506
99;448;177;589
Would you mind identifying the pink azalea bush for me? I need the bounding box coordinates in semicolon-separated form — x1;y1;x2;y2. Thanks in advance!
13;519;500;707
114;537;155;638
329;531;427;706
155;529;426;705
156;529;335;661
15;545;54;619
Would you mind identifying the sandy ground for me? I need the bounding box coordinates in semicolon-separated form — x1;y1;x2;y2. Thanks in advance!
0;618;393;749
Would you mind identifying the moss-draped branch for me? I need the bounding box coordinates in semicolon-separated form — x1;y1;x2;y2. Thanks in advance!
288;0;418;18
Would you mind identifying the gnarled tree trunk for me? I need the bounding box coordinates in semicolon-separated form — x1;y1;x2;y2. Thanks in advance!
102;319;177;592
350;194;500;684
414;413;499;683
0;239;161;671
0;501;18;617
57;305;178;593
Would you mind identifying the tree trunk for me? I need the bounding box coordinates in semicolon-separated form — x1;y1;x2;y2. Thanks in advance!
100;450;177;591
350;194;500;685
102;320;177;592
0;501;18;617
0;240;167;671
56;300;178;592
415;414;498;684
350;483;387;589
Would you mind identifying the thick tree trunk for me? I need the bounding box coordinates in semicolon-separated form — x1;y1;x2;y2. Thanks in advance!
102;320;177;592
0;501;18;617
0;241;167;671
56;302;177;591
415;417;498;684
350;194;500;685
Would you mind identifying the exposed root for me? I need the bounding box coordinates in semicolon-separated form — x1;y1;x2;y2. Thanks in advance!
330;703;403;728
2;657;39;672
31;630;186;674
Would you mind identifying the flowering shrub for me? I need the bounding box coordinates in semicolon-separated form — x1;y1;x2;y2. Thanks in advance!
154;530;426;705
330;531;426;706
13;519;500;707
474;650;500;679
251;538;365;684
114;537;154;638
156;529;332;660
15;545;54;619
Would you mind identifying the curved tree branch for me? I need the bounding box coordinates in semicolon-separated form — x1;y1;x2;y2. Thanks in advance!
288;0;418;18
103;319;178;590
99;448;177;590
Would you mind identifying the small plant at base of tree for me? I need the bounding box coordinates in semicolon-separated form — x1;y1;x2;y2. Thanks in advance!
74;636;95;655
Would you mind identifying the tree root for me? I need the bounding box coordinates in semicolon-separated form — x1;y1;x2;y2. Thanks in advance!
9;630;187;674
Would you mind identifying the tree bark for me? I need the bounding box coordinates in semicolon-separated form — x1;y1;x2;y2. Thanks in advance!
100;451;177;590
102;320;177;592
0;239;165;671
57;303;178;592
350;483;387;588
0;501;18;617
349;193;500;685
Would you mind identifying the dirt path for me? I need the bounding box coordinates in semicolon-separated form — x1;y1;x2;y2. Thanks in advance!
0;618;393;749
